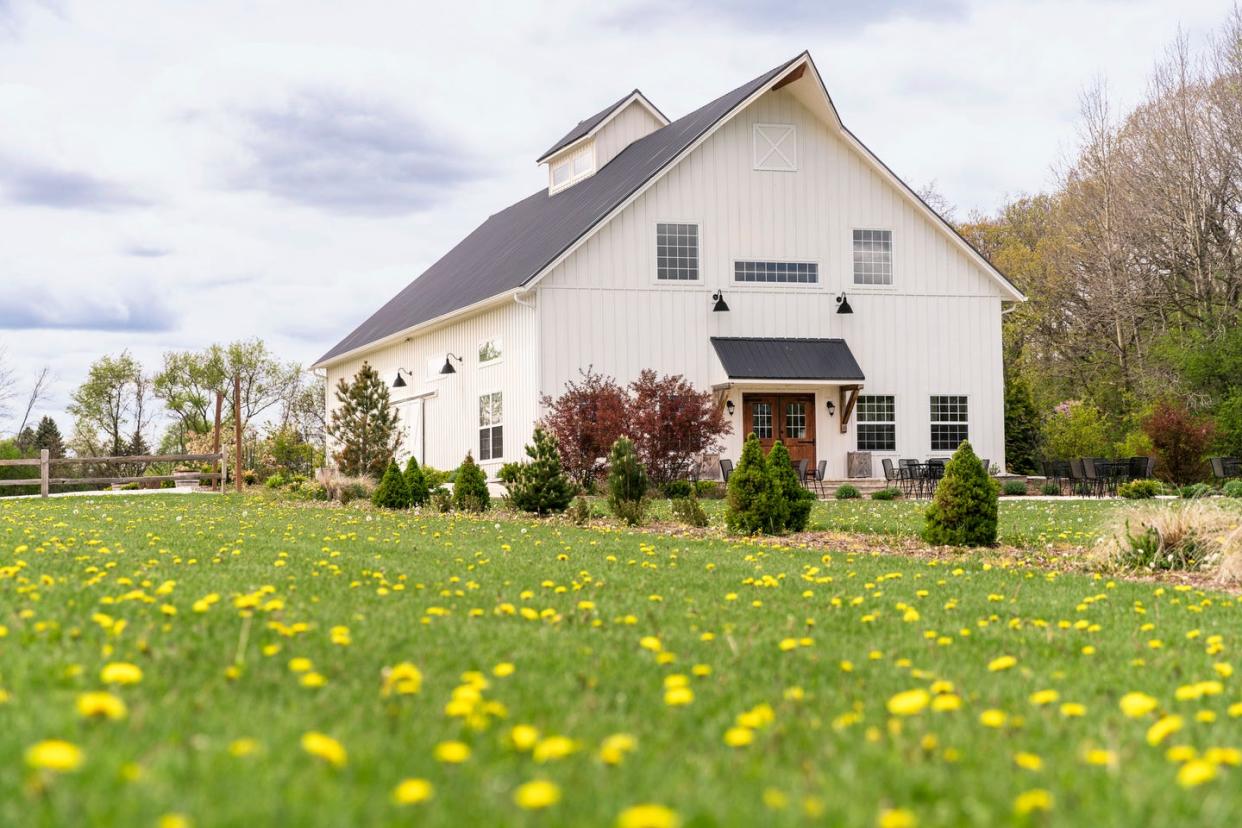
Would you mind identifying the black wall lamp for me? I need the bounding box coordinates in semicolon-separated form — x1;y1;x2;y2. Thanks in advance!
835;292;853;314
726;400;736;416
826;400;836;416
712;290;730;312
392;368;413;388
439;353;463;375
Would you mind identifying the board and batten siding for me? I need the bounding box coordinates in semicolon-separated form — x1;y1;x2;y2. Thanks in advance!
537;86;1008;477
325;299;540;478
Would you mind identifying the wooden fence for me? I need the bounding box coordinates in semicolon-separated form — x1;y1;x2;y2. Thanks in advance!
0;451;226;497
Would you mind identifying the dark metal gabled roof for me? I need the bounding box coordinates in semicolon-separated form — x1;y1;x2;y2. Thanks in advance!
710;337;865;382
535;90;648;163
316;55;804;367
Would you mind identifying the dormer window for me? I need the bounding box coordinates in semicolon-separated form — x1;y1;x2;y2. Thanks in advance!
548;142;595;193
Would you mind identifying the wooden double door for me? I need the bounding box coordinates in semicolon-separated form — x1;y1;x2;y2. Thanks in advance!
742;394;816;467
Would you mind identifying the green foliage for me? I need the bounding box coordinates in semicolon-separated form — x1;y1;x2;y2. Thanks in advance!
607;437;648;526
871;487;901;501
1043;401;1111;460
372;460;412;509
503;427;576;515
431;489;452;513
1118;479;1162;499
0;439;38;497
922;441;1000;547
694;480;724;499
326;362;402;477
403;457;429;507
452;454;490;512
767;442;813;531
1179;483;1215;499
421;466;450;491
569;496;594;526
662;480;694;498
67;350;151;457
1004;375;1041;474
1002;479;1028;496
1221;480;1242;498
264;425;318;477
725;435;776;534
670;493;709;528
834;484;861;500
265;473;286;489
1114;429;1154;459
1041;482;1062;496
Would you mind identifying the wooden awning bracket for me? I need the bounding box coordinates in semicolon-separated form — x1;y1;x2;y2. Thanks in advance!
839;384;861;433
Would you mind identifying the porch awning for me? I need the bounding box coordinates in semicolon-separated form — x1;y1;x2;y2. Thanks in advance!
710;337;865;381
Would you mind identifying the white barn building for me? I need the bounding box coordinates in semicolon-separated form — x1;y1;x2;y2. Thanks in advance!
315;52;1024;482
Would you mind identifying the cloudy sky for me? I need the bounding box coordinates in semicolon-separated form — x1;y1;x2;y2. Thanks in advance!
0;0;1234;435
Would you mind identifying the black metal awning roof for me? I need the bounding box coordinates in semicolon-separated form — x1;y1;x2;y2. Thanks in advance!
710;337;864;382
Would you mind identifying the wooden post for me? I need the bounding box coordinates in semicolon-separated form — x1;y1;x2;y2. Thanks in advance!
234;375;243;493
212;392;224;492
40;449;49;498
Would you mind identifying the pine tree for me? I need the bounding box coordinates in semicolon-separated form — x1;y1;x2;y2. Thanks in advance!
726;434;778;534
326;362;402;477
403;456;429;506
1004;374;1041;474
32;416;65;458
373;460;412;509
922;440;1000;547
14;427;36;454
607;436;648;525
505;427;576;514
767;441;815;532
452;453;490;512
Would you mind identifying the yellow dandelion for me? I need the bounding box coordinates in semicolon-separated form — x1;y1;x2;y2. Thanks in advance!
434;740;471;764
1146;715;1183;747
724;727;754;747
392;778;434;805
617;803;680;828
1119;692;1158;718
300;731;347;768
886;689;930;717
513;779;561;810
25;739;84;773
76;691;127;721
1014;752;1043;771
1177;759;1218;788
100;662;143;685
987;655;1017;672
1013;789;1053;815
979;709;1008;728
877;807;917;828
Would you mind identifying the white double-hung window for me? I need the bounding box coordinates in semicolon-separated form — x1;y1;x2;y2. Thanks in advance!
479;391;503;461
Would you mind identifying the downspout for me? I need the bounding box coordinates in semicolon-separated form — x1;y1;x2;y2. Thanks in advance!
513;289;536;310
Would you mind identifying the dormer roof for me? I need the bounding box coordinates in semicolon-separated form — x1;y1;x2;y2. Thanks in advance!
535;89;669;164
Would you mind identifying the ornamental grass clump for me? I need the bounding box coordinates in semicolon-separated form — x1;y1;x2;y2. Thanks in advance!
1092;501;1242;582
922;440;1000;547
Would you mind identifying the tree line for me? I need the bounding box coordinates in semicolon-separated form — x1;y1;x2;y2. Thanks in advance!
961;9;1242;478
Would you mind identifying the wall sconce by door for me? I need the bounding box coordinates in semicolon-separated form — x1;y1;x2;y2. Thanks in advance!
712;290;730;312
835;293;853;314
726;399;735;416
825;400;836;417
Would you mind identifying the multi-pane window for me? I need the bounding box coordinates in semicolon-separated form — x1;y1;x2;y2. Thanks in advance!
856;395;896;452
479;391;503;461
853;229;893;285
478;338;502;365
734;260;818;284
930;395;968;452
751;401;772;439
785;401;807;439
656;223;699;281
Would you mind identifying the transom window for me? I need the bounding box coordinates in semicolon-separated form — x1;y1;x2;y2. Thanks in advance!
853;229;893;286
479;391;503;461
550;144;594;192
753;124;796;171
734;260;818;284
930;395;968;452
785;401;807;439
478;338;502;365
656;223;699;281
856;395;896;452
751;401;772;439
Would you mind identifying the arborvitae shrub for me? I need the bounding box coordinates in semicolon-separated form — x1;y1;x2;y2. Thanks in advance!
372;460;412;509
607;437;648;526
767;441;814;532
922;440;1000;547
452;453;490;512
504;427;576;515
403;457;429;507
725;434;778;534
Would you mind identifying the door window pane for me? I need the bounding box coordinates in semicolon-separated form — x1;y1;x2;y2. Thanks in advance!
751;402;772;439
785;401;806;439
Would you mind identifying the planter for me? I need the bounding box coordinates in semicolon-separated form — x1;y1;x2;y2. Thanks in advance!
173;471;201;490
846;451;873;479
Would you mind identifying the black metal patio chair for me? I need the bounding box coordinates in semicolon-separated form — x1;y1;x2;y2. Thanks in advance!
719;458;733;484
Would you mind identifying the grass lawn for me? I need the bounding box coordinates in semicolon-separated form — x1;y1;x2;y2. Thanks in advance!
644;497;1119;547
2;494;1240;826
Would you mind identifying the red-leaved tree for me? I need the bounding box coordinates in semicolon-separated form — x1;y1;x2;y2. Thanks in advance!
627;369;731;486
1142;398;1215;484
539;368;628;488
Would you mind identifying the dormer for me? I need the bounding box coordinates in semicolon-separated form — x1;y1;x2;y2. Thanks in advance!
539;90;668;194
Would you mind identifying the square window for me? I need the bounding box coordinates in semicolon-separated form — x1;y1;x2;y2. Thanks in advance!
478;338;502;365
